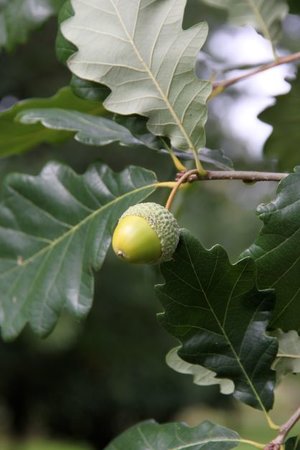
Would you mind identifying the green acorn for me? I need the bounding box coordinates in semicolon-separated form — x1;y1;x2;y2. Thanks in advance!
112;202;180;264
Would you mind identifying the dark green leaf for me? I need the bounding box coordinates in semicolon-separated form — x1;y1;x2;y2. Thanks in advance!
61;0;211;153
157;229;277;411
0;162;157;340
56;1;110;102
113;114;162;151
18;108;156;148
158;147;234;170
19;106;236;165
286;437;300;450
199;148;233;170
104;420;240;450
288;0;300;14
0;87;105;157
244;170;300;332
70;75;110;103
55;0;76;64
0;0;64;51
260;75;300;171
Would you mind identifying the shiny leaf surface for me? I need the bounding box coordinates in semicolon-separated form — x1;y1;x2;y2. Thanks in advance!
105;420;240;450
18;108;157;149
245;170;300;332
0;87;104;157
0;162;156;340
157;229;277;410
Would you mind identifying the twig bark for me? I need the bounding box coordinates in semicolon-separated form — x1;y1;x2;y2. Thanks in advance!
175;169;288;183
264;407;300;450
165;169;288;210
211;51;300;94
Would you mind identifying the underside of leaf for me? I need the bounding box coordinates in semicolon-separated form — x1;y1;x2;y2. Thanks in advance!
61;0;212;153
166;346;235;394
271;329;300;382
199;0;288;44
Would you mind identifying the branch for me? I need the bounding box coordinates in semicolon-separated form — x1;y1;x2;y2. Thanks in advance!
165;169;288;211
210;51;300;95
264;406;300;450
175;169;288;183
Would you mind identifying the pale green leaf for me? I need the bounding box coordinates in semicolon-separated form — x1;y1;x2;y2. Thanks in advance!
271;329;300;381
166;346;235;394
0;162;157;340
61;0;212;155
199;0;288;44
104;420;240;450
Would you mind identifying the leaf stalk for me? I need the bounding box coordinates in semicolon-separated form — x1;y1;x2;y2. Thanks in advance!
264;406;300;449
160;140;187;172
165;169;196;210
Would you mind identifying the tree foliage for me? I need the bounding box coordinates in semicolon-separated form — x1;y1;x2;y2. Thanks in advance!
1;0;300;448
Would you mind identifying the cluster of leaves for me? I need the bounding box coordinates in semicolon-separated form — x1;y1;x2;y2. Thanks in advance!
1;0;300;448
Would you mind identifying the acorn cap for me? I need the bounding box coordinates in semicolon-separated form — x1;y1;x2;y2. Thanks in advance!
113;202;180;264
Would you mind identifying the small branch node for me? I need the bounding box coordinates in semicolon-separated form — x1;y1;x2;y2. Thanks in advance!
264;406;300;450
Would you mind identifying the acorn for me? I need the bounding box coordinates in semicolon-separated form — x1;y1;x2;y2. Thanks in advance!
112;202;180;264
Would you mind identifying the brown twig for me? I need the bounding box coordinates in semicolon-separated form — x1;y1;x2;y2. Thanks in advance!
175;169;288;183
165;169;288;211
211;51;300;94
264;407;300;450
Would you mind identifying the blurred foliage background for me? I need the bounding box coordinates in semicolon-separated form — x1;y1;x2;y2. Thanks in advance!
0;1;299;449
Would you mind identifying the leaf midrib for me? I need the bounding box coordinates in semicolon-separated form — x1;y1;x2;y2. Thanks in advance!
0;183;156;279
183;238;269;414
172;437;240;450
246;0;272;42
245;0;277;57
109;0;197;152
